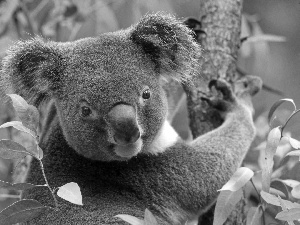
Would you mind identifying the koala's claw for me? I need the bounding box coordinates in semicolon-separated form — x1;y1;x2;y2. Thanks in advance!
204;79;236;112
208;79;235;102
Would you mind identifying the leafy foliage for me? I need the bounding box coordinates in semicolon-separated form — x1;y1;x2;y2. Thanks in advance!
0;94;83;224
213;98;300;225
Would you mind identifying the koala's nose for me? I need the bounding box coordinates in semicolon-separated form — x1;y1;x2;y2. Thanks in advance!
106;104;141;145
114;126;140;145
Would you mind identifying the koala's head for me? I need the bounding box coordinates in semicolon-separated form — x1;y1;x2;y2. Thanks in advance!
1;13;201;161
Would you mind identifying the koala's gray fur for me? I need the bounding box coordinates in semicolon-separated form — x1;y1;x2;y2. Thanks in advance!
0;13;261;224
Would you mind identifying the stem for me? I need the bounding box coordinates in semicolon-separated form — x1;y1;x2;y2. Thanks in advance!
262;210;266;225
39;160;58;208
250;179;266;225
250;178;261;201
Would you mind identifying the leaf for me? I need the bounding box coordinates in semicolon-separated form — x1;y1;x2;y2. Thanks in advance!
270;180;289;198
0;139;30;159
265;127;282;171
0;199;49;225
22;105;40;133
0;121;36;138
268;99;296;124
289;137;300;149
276;208;300;221
7;94;39;133
278;196;296;225
219;167;254;192
281;179;300;188
213;189;243;225
246;206;262;225
291;184;300;199
7;94;29;114
262;126;281;192
26;144;43;160
57;182;83;205
247;34;286;43
144;209;158;225
0;180;37;191
114;214;144;225
260;191;300;209
286;150;300;160
269;188;286;198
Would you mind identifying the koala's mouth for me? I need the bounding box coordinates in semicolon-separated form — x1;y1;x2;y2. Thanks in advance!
113;138;143;159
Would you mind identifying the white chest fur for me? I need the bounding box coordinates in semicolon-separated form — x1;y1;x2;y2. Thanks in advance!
147;120;179;154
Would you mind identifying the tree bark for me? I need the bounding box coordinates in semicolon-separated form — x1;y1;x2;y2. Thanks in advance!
184;0;246;224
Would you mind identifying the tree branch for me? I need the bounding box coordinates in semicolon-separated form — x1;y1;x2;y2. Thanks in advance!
184;0;246;224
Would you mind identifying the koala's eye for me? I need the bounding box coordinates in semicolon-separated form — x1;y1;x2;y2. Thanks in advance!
142;89;151;99
81;106;92;117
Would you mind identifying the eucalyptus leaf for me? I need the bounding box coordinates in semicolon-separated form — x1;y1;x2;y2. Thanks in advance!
262;126;281;192
144;209;158;225
289;137;300;149
286;150;300;160
7;94;29;114
281;179;300;188
291;184;300;199
0;139;30;159
26;144;43;160
270;180;289;198
7;94;39;133
260;191;300;209
276;208;300;221
219;167;254;192
57;182;83;205
0;199;49;225
114;214;144;225
0;180;37;191
278;196;296;225
246;206;262;225
268;99;296;125
213;189;243;225
0;121;36;138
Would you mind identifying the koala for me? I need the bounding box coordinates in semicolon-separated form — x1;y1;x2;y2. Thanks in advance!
1;13;261;225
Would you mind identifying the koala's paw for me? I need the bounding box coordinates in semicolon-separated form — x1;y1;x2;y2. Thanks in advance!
234;75;262;98
201;79;236;112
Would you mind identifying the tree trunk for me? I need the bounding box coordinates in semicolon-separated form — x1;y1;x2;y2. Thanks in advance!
184;0;246;224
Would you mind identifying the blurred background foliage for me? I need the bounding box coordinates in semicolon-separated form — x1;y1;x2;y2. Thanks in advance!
0;0;299;221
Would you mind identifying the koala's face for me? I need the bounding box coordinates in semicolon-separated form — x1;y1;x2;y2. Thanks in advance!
55;37;168;161
3;13;201;161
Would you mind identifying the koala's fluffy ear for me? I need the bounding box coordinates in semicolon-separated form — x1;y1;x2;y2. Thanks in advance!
1;38;62;106
130;13;202;82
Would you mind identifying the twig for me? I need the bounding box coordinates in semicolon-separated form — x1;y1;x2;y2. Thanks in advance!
250;178;260;201
39;160;58;208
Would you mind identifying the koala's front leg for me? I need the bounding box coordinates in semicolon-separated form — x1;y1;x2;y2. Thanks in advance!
189;76;261;210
